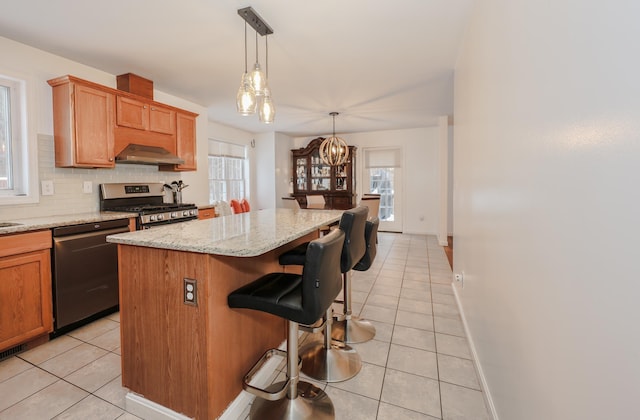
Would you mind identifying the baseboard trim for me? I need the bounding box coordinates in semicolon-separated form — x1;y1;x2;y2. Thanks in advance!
125;392;193;420
451;284;499;420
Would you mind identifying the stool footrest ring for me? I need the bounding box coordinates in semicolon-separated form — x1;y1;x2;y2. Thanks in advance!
242;348;301;401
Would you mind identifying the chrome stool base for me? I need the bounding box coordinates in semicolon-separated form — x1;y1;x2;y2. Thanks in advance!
250;380;334;420
331;317;376;344
299;339;362;382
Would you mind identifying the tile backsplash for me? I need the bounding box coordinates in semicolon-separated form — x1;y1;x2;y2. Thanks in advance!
0;134;169;220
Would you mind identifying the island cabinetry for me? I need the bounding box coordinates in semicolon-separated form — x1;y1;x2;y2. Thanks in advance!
291;137;356;209
117;232;316;419
48;76;115;168
0;230;53;352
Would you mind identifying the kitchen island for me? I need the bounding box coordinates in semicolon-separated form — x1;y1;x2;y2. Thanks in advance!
107;208;342;420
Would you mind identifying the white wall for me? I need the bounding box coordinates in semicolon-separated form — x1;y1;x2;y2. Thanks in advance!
254;132;276;210
453;1;640;419
274;132;295;206
0;36;208;219
295;127;441;235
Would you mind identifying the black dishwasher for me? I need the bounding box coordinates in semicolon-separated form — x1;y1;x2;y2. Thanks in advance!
51;218;130;336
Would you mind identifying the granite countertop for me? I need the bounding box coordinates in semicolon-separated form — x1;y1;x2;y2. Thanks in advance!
0;212;135;235
107;208;343;257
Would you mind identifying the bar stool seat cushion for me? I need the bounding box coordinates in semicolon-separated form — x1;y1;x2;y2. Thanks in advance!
278;243;309;266
228;273;311;323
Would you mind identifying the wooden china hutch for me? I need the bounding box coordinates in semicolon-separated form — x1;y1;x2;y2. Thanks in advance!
291;137;356;209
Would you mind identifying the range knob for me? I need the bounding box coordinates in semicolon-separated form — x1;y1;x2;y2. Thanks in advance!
182;210;189;217
157;214;164;221
171;212;178;218
190;210;197;216
150;215;157;221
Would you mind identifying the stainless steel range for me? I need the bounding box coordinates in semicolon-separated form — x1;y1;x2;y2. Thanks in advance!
100;182;198;229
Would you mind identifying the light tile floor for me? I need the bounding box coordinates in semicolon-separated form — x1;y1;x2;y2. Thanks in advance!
0;233;490;420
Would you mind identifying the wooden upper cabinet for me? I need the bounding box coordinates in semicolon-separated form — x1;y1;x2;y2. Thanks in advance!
149;105;176;134
160;111;197;172
116;96;176;135
49;75;197;170
48;76;115;168
175;112;197;170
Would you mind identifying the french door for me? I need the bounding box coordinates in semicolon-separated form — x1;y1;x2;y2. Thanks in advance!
363;148;403;232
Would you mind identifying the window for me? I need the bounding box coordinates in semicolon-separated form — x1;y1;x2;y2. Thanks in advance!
369;168;395;221
0;72;37;205
364;148;402;223
208;140;247;203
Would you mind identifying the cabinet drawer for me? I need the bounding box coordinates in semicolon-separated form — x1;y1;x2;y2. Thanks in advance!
0;230;52;258
198;208;216;220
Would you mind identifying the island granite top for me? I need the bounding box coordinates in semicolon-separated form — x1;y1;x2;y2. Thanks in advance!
106;208;343;257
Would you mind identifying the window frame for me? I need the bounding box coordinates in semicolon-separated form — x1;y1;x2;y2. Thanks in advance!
207;140;248;204
0;70;38;205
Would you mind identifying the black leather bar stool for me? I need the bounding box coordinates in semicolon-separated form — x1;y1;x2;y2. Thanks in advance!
332;217;379;343
228;229;345;420
296;206;369;381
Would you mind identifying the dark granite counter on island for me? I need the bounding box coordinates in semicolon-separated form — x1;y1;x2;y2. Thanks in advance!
106;208;342;419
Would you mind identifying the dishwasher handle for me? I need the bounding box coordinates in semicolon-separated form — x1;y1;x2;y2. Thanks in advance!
52;226;130;243
53;218;131;237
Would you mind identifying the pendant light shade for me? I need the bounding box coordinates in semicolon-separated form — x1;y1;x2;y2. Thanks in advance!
237;72;257;115
250;32;267;96
236;22;256;115
320;112;349;166
259;87;275;123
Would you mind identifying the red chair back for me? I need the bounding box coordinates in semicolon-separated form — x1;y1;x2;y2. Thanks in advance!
240;199;250;212
230;199;243;214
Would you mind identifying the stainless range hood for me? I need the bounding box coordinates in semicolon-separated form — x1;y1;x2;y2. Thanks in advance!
115;144;184;165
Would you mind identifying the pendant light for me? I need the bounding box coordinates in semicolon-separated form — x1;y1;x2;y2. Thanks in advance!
259;35;275;123
237;7;274;123
236;21;256;115
320;112;349;166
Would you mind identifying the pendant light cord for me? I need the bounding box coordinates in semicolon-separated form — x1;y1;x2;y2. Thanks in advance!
255;31;259;63
244;22;248;73
265;35;269;78
332;113;336;136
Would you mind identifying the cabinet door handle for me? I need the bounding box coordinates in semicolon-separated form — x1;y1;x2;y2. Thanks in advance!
143;105;147;109
109;157;114;162
151;107;155;111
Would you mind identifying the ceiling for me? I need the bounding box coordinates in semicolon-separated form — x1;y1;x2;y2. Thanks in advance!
0;0;474;137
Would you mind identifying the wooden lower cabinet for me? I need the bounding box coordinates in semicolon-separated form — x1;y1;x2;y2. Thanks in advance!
197;208;216;220
0;230;53;352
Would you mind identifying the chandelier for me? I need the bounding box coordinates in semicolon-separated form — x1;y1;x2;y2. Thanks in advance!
319;112;349;166
236;7;275;123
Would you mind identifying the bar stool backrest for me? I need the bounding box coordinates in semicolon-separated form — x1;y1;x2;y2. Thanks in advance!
354;217;379;272
301;229;346;324
338;206;369;273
